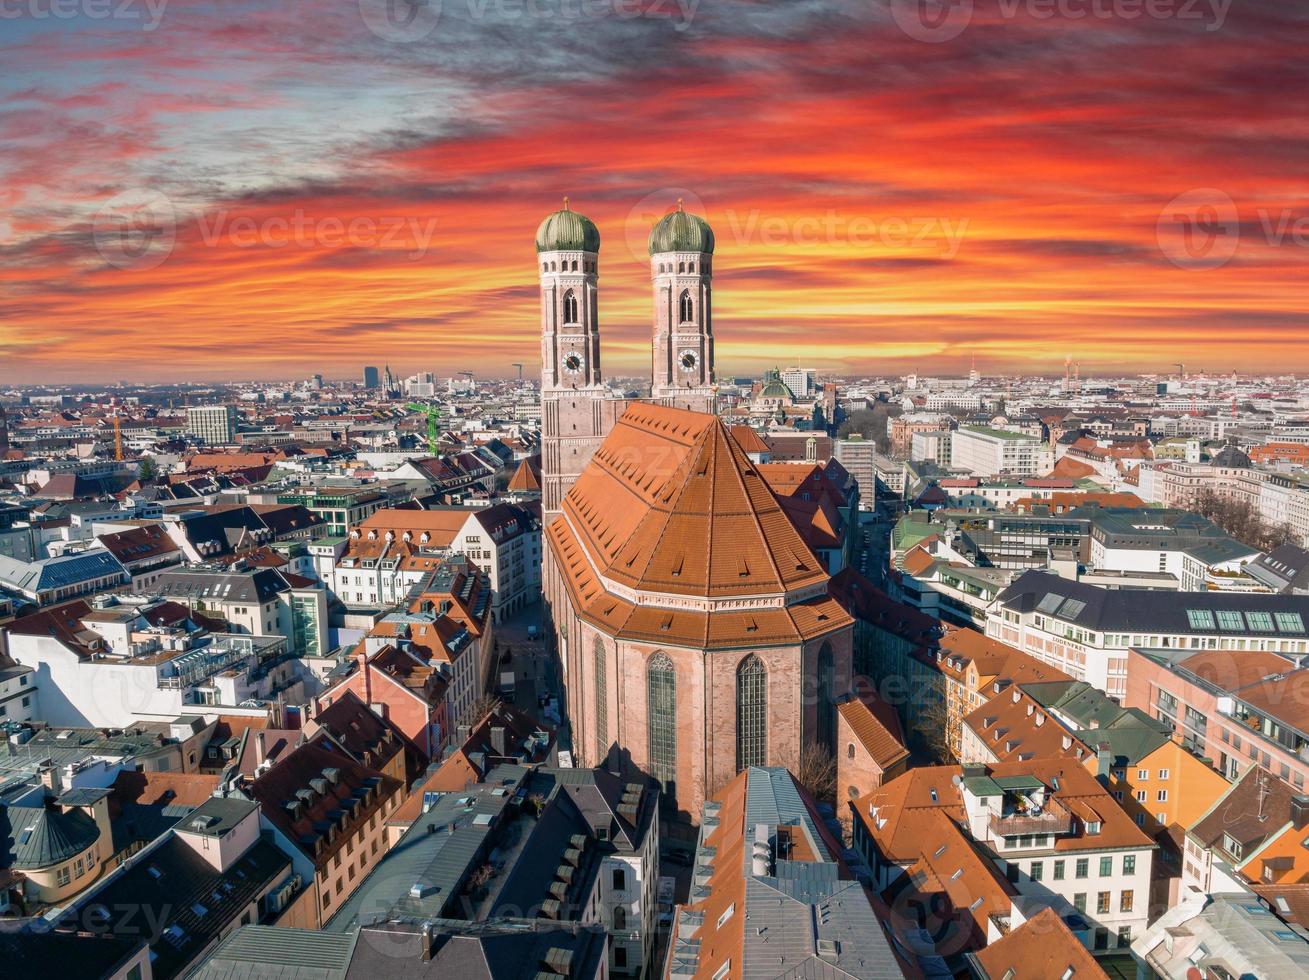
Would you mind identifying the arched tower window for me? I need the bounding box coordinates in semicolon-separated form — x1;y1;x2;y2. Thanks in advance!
736;654;767;772
679;290;694;324
816;643;835;751
647;652;677;799
594;638;608;763
563;289;579;325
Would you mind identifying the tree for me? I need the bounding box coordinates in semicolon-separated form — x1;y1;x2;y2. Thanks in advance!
137;456;157;481
795;741;837;804
465;693;504;728
837;403;902;454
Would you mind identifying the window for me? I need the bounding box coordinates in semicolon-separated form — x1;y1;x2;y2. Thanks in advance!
612;868;626;891
1216;610;1244;631
613;907;627;930
1246;611;1275;632
1137;769;1149;781
594;639;608;763
1097;892;1111;915
1157;789;1169;803
1120;890;1134;913
1123;854;1136;875
736;654;768;771
1100;856;1113;877
57;866;70;887
1073;893;1087;913
1053;859;1065;880
648;653;677;799
1275;612;1305;632
679;290;694;324
1158;769;1170;780
563;289;579;324
1030;861;1044;882
716;903;735;928
712;962;731;980
816;643;835;750
1006;862;1020;883
1076;858;1089;879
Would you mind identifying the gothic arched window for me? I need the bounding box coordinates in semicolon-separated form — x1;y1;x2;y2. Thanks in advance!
563;289;579;324
816;642;835;751
594;638;608;763
736;654;767;772
647;653;677;799
679;290;694;324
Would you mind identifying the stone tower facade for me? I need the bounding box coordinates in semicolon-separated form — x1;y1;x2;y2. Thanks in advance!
650;203;717;414
536;203;630;523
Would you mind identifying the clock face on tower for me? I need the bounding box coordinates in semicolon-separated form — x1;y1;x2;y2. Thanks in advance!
562;351;585;376
679;349;699;372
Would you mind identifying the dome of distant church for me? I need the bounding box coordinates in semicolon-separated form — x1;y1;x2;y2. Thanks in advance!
536;203;600;254
649;206;715;255
1211;444;1252;468
758;370;794;400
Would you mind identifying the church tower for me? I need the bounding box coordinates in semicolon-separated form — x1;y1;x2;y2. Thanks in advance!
537;201;624;521
650;202;717;413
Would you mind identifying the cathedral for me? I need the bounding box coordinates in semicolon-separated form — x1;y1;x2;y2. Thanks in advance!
538;202;853;818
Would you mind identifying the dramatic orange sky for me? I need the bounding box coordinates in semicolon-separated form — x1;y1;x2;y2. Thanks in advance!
1;0;1306;383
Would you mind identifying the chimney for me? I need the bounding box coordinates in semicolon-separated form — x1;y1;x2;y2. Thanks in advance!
357;648;372;704
255;731;267;767
1292;795;1309;832
490;725;506;757
1094;742;1112;781
38;759;62;797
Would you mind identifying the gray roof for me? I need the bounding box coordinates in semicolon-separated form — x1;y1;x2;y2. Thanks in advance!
0;549;126;594
325;765;529;931
1;801;101;868
152;566;289;604
62;833;290;980
177;796;258;837
189;926;357;980
998;570;1309;637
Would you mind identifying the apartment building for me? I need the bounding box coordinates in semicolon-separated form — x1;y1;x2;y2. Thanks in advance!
243;742;403;929
988;571;1309;700
669;766;904;979
951;426;1053;478
1127;646;1309;789
187;405;238;445
855;760;1156;956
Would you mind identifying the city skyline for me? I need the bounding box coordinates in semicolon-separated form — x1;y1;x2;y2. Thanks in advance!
2;1;1306;383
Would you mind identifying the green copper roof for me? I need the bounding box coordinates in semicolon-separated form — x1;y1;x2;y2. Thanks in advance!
648;207;715;255
535;204;600;254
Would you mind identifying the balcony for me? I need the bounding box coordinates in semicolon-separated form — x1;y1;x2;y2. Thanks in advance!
989;796;1073;838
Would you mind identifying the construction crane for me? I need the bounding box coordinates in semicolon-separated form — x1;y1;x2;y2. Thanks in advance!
511;363;524;381
405;402;443;456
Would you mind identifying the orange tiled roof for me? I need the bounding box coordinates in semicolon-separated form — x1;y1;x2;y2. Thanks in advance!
559;403;827;599
837;693;909;772
507;455;542;492
970;906;1108;979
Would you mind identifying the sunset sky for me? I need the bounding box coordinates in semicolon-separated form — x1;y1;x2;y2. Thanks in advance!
1;0;1305;383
